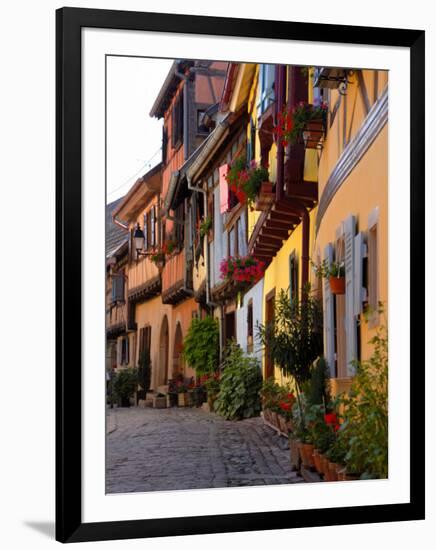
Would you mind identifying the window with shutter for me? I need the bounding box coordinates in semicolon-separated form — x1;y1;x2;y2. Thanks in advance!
162;126;168;165
111;273;124;303
344;215;357;375
258;64;275;114
247;300;254;353
354;232;367;316
322;244;335;377
150;207;156;247
367;207;379;323
143;212;148;251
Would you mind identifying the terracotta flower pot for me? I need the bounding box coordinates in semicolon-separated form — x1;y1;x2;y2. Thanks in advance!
278;414;288;434
289;438;301;471
313;449;323;474
337;467;346;481
301;443;315;469
319;454;329;476
329;276;346;295
329;462;339;481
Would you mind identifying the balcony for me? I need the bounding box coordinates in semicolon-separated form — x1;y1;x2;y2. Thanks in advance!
106;300;127;339
127;257;161;305
162;248;192;305
248;143;318;267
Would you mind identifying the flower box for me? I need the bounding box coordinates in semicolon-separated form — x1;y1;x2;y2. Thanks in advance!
329;275;346;295
302;118;325;149
254;181;274;211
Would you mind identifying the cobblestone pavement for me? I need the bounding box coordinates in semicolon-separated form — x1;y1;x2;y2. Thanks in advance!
106;406;303;493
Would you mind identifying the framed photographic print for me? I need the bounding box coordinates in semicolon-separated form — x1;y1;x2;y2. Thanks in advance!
56;7;425;543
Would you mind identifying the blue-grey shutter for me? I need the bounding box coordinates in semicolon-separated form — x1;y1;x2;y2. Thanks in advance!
344;215;357;375
353;232;366;316
323;244;335;377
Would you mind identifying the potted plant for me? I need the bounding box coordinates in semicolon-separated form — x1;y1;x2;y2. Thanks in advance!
204;375;220;411
182;316;220;377
199;216;212;239
112;368;138;408
214;341;262;421
153;392;167;409
312;258;345;295
220;255;265;291
340;311;388;480
273;102;328;149
177;384;189;407
226;155;270;207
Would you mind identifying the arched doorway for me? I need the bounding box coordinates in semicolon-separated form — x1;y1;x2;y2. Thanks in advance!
172;322;184;378
158;316;169;386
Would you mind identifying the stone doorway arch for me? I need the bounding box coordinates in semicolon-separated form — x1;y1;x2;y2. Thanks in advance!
158;315;169;386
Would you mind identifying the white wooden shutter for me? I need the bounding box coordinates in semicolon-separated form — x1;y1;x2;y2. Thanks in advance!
238;211;247;256
344;215;357;375
322;243;335;377
353;232;366;316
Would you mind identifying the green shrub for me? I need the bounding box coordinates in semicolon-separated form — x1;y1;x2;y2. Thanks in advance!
340;317;388;478
182;316;219;376
214;342;262;420
113;368;138;404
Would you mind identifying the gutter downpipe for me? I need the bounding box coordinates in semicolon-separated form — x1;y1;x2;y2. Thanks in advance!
187;175;218;309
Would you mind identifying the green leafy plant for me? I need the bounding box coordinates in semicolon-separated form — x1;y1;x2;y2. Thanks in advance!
137;348;151;392
306;356;331;407
340;309;388;478
257;287;323;421
311;259;345;279
273;102;327;147
112;368;138;405
182;316;220;376
199;216;212;238
226;155;269;206
214;341;262;420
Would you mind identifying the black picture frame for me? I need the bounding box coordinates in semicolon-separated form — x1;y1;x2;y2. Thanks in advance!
56;7;425;543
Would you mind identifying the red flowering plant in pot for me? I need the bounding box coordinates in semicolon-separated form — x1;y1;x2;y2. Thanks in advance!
220;255;265;290
273;101;328;149
226;155;270;207
149;235;178;268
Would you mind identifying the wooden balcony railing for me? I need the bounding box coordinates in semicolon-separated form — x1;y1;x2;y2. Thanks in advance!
162;248;192;305
127;257;161;305
248;144;318;267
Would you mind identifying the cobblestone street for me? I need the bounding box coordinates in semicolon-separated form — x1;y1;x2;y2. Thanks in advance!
106;407;303;493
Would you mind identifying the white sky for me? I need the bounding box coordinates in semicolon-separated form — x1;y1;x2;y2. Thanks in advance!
106;56;173;204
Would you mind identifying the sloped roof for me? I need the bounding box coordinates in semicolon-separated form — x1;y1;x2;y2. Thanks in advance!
106;196;128;258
